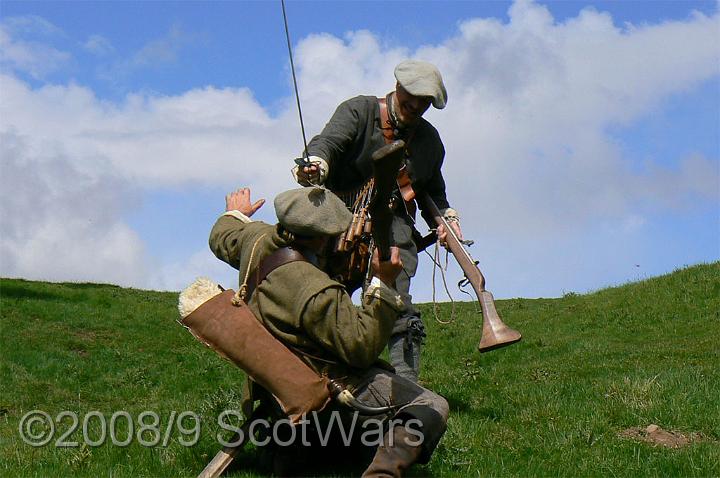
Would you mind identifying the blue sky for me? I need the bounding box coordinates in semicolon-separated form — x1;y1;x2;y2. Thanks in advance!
1;0;718;300
3;1;716;101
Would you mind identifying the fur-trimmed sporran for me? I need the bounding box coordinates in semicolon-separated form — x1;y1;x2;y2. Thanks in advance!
179;281;330;423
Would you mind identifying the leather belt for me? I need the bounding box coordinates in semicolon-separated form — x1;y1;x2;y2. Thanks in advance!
245;247;307;301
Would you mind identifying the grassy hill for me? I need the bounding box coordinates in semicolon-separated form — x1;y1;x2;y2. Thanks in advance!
1;263;718;477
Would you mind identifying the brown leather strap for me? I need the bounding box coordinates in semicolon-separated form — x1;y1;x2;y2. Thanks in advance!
377;97;395;144
245;247;306;301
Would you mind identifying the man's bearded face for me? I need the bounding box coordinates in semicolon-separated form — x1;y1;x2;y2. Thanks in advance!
395;83;432;126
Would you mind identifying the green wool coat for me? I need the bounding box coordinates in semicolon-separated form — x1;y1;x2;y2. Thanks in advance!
209;214;403;382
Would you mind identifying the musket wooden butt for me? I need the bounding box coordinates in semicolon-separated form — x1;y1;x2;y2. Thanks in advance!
197;431;245;478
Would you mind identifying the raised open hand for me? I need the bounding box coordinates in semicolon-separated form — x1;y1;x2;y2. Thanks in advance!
225;188;265;217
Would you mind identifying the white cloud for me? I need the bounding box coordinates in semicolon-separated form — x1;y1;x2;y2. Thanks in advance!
1;15;65;37
293;30;408;126
83;34;114;56
0;16;70;78
95;24;202;85
0;0;718;296
417;0;719;234
0;73;300;188
0;130;149;287
128;25;190;68
153;248;239;292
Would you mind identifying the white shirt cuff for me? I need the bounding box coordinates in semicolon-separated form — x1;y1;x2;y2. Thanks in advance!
364;277;404;311
222;210;253;223
308;156;329;183
440;207;460;222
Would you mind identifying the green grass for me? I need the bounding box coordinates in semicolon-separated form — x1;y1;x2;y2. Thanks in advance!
1;262;719;477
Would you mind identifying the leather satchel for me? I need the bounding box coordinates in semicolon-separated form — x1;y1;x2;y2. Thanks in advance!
179;248;331;424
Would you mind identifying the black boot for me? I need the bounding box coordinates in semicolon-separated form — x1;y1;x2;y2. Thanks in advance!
362;425;423;478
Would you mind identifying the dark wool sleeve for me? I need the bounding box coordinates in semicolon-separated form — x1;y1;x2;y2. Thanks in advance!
424;141;450;211
306;98;363;166
414;128;451;228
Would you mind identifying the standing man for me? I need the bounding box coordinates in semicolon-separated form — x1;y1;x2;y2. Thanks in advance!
209;187;449;477
293;60;463;382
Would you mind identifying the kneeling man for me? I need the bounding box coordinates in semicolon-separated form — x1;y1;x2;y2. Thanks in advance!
209;186;449;477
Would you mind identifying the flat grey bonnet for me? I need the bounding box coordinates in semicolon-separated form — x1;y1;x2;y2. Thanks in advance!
274;187;352;236
394;60;447;109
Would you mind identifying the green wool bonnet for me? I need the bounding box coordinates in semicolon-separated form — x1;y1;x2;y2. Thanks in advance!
274;187;352;237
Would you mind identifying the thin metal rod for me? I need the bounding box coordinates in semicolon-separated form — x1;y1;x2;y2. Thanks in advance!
281;0;310;162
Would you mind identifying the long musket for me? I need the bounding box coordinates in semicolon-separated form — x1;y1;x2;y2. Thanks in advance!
416;192;522;352
369;140;406;260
